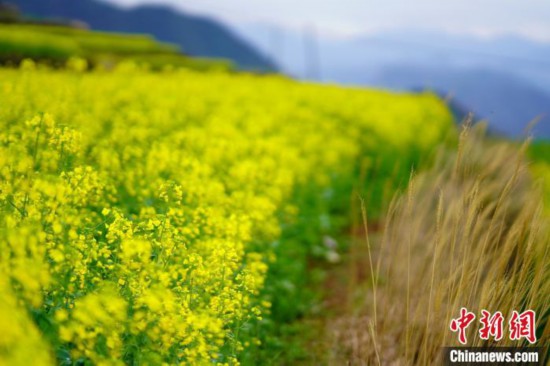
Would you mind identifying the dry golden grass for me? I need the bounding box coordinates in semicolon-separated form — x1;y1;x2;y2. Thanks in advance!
329;124;550;365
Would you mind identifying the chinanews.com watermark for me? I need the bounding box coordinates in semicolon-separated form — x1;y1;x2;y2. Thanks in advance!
443;308;548;365
443;347;544;365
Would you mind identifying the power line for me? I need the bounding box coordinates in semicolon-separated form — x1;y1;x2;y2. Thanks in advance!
303;25;322;80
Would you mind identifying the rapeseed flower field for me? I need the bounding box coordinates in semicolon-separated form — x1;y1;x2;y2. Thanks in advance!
0;63;452;365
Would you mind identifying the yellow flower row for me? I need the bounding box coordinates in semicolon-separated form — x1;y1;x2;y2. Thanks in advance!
0;65;452;364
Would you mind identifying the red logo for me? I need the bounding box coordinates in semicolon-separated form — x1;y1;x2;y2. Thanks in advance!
450;308;537;345
479;310;504;341
509;310;537;344
450;307;476;345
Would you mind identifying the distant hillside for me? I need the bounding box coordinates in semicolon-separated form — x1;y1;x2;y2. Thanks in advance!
8;0;276;71
236;24;550;139
0;23;234;72
376;66;550;139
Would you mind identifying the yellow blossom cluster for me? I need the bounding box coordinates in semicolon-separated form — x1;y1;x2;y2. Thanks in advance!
0;65;452;364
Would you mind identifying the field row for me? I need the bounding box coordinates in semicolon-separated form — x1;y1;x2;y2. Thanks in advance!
0;67;452;364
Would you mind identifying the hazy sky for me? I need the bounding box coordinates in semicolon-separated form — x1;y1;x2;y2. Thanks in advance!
104;0;550;41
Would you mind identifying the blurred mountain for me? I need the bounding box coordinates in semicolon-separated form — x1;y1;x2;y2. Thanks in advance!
235;24;550;138
376;66;550;138
8;0;276;71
